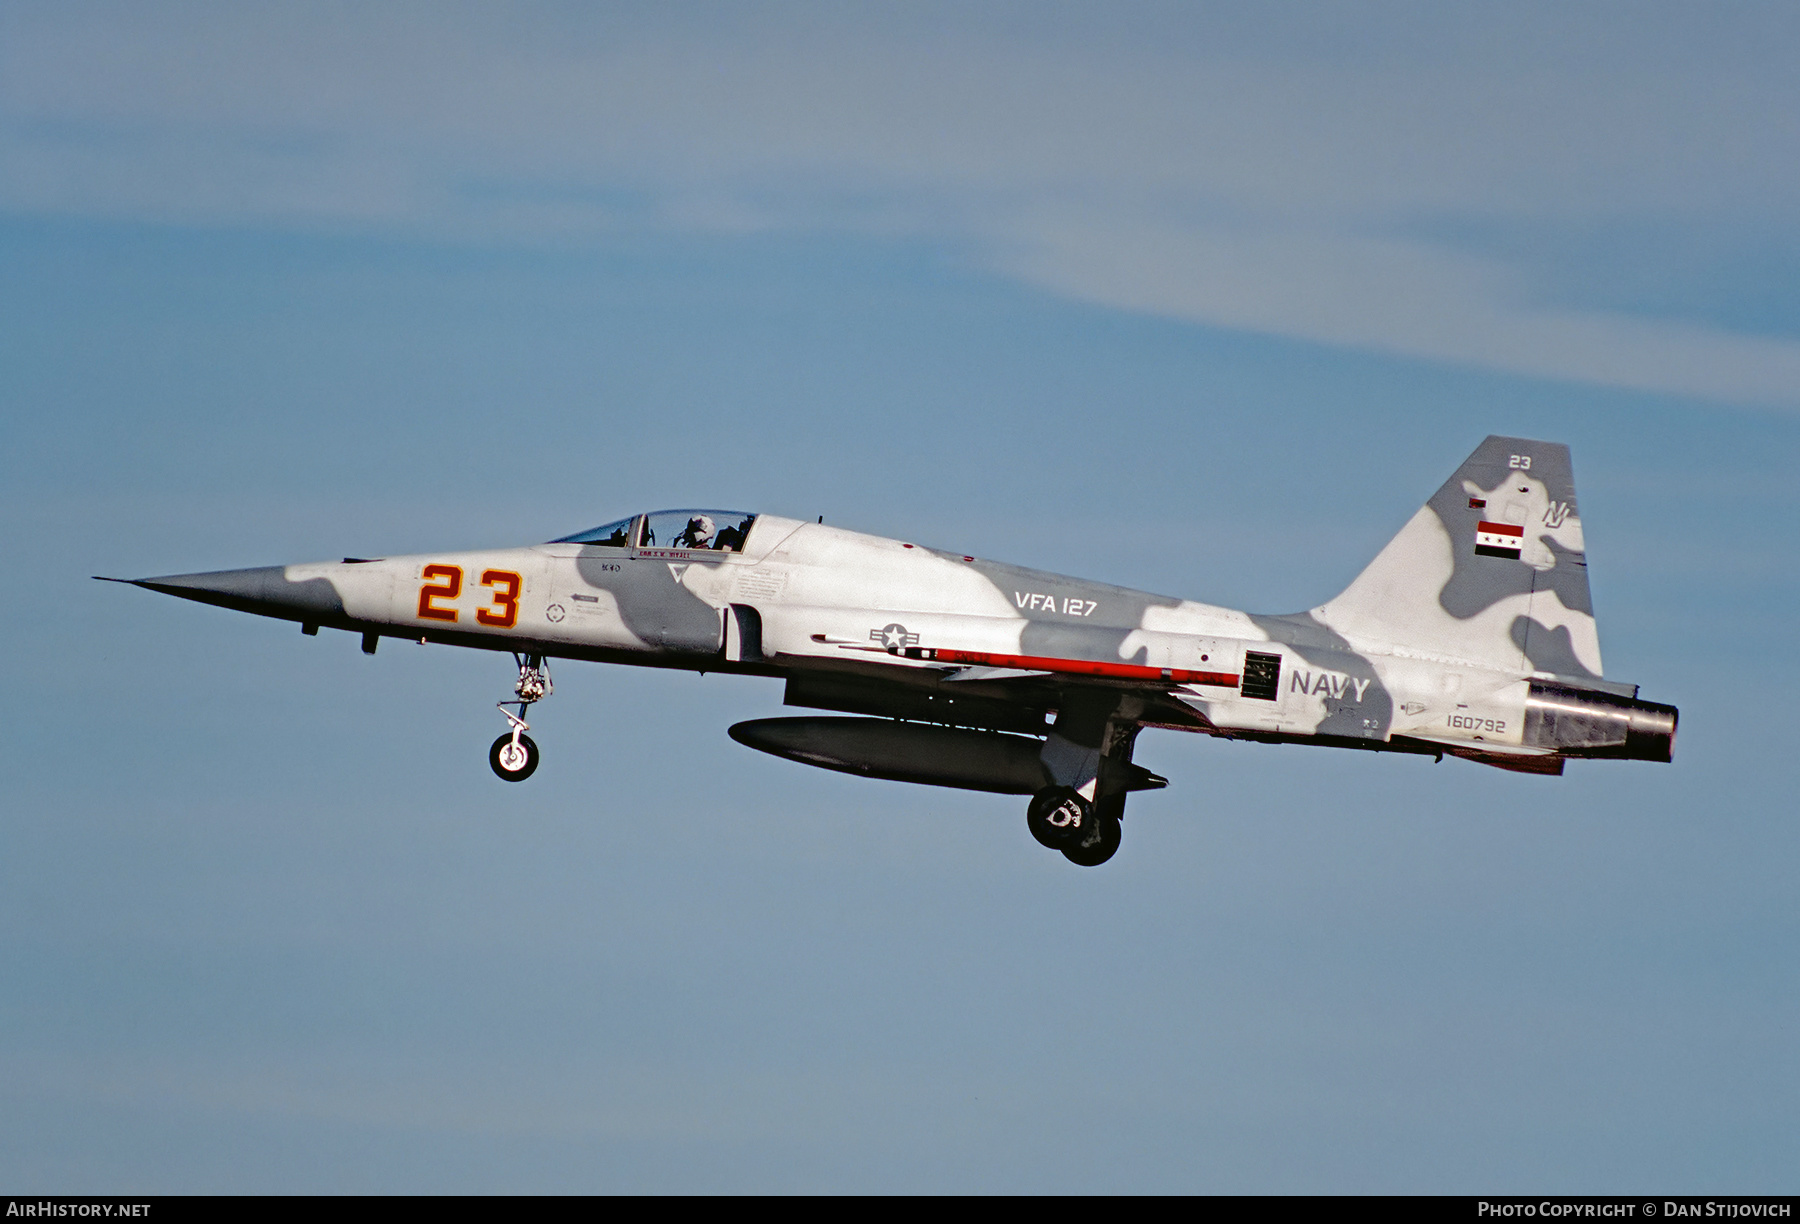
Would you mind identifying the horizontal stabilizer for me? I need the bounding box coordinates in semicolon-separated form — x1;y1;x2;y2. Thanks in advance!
1444;746;1566;775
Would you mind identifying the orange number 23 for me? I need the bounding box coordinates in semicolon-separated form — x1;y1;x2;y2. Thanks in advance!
416;565;522;628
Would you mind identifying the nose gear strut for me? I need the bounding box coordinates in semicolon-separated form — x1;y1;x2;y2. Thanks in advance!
490;653;551;781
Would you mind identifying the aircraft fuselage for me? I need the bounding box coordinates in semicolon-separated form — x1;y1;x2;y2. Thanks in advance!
113;437;1679;866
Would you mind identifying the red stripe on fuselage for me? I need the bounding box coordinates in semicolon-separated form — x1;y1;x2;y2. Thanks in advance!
929;647;1239;688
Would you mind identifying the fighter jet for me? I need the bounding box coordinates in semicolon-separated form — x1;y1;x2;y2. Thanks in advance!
103;436;1676;866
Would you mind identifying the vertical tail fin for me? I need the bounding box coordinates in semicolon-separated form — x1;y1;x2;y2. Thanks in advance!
1312;436;1603;679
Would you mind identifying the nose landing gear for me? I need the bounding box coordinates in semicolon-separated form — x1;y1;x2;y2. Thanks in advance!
490;653;551;782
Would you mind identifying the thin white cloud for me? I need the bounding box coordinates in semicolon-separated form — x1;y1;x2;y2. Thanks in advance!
4;2;1800;405
1004;211;1800;406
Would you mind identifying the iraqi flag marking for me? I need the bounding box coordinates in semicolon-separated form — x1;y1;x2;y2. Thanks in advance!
1475;520;1524;559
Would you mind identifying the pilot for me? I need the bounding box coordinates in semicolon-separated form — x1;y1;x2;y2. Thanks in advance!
672;514;716;549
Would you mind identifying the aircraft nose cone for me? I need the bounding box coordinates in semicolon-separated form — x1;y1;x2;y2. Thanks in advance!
104;565;348;622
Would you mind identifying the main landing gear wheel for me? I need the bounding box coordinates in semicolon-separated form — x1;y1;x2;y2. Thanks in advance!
490;732;540;781
1027;786;1093;849
1061;810;1122;867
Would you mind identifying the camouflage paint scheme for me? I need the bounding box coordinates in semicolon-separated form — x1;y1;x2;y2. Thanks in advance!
115;437;1676;825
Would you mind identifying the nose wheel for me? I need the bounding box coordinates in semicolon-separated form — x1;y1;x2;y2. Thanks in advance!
490;653;551;782
490;731;540;781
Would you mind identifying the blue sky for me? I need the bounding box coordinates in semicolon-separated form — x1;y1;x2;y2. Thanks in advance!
2;2;1796;1192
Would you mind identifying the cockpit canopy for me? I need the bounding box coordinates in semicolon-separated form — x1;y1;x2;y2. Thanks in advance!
552;516;635;547
551;509;758;552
